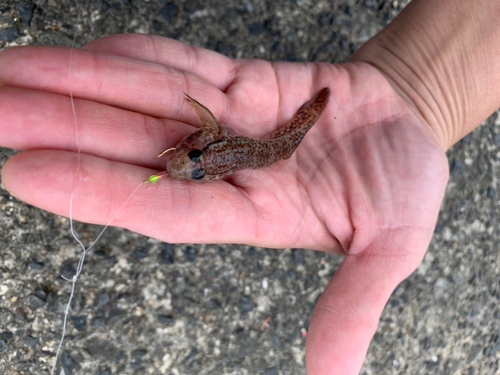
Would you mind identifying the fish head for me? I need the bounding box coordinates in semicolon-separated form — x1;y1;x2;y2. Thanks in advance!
167;147;207;181
166;126;224;181
166;128;214;181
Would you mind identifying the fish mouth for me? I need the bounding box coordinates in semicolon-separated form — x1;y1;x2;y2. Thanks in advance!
167;158;199;180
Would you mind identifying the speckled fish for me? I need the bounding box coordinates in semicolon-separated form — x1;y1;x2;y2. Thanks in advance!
149;88;330;182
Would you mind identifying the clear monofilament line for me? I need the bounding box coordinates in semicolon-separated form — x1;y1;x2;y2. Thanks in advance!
51;181;144;375
50;1;145;373
50;184;143;375
50;3;82;372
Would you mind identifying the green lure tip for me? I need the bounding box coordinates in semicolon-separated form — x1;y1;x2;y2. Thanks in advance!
145;174;160;183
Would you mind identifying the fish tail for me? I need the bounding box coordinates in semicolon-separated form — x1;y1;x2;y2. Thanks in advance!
268;87;331;141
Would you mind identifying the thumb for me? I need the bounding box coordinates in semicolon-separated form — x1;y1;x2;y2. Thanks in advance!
305;227;433;374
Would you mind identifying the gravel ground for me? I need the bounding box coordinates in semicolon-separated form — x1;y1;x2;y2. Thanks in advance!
1;0;500;374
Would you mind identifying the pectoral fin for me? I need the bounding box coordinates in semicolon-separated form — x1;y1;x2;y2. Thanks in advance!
184;93;226;134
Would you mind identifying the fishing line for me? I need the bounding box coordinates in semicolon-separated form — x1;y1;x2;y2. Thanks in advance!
50;1;145;373
50;182;142;375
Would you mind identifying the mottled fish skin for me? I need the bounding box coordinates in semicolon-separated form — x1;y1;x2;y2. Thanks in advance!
166;88;331;182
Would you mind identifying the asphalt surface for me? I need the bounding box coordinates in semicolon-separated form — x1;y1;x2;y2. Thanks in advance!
1;0;500;374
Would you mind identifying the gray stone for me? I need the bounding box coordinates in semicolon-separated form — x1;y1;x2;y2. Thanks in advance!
96;293;110;308
70;315;87;331
22;335;37;347
85;338;120;359
238;296;253;312
131;348;147;359
159;2;177;22
61;350;81;375
0;27;18;42
15;1;34;26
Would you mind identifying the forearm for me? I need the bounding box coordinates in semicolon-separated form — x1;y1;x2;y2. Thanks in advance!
351;0;500;150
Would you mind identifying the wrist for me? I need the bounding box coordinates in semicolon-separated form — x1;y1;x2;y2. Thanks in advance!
351;0;500;150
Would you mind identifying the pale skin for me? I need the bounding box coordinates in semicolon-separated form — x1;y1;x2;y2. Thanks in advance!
0;0;499;373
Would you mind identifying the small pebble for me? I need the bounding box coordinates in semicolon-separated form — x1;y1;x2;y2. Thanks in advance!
0;284;9;295
158;314;174;324
97;293;110;308
0;14;13;28
185;246;197;262
182;348;198;363
0;27;18;42
271;41;283;52
450;158;466;176
91;317;105;326
133;249;149;259
285;53;299;62
29;295;46;308
494;133;500;145
131;348;147;359
293;249;303;264
158;243;175;264
28;261;44;269
238;296;253;312
22;335;37;347
101;1;110;12
85;338;120;359
70;315;87;331
62;350;81;375
319;42;332;53
318;13;334;27
16;1;35;26
248;22;262;35
34;289;46;299
159;2;178;22
130;360;142;370
107;307;125;320
59;260;76;280
208;299;221;309
0;331;13;340
215;42;233;56
488;187;496;198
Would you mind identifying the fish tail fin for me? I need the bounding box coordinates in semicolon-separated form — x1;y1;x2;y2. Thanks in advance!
267;87;331;141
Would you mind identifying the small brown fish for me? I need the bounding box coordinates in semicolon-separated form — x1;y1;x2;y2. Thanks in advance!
149;88;330;182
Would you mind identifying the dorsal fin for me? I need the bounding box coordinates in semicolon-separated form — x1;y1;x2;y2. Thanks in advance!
184;93;226;134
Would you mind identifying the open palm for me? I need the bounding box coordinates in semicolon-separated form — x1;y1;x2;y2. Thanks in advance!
0;34;449;374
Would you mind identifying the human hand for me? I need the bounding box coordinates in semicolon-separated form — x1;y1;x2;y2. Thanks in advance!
0;34;448;374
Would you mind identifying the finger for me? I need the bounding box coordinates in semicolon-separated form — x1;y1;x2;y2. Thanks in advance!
1;150;252;243
2;150;327;249
82;35;286;131
81;34;284;130
0;87;193;167
306;228;433;375
0;46;229;126
83;34;235;91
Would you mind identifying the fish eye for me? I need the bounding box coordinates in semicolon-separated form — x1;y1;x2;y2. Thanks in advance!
191;168;206;180
188;149;203;162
